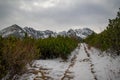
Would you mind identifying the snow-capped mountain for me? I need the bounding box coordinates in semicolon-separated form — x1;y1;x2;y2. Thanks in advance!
0;24;94;39
58;28;93;39
0;24;25;38
23;27;56;38
0;24;57;39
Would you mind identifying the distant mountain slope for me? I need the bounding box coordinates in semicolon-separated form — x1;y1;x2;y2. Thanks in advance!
23;27;56;38
58;28;93;39
0;24;94;39
0;24;25;38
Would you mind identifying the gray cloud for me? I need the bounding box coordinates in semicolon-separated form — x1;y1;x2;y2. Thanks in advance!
0;0;120;32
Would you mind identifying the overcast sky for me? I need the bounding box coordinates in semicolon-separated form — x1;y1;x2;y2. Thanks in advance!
0;0;120;33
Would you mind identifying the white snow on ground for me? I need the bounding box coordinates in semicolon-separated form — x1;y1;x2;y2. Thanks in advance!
85;44;120;80
19;43;120;80
69;44;94;80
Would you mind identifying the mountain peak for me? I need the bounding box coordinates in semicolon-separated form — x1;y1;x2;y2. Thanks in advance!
0;24;25;38
10;24;22;29
12;24;18;26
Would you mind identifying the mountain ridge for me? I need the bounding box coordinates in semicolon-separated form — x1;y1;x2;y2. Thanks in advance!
0;24;94;39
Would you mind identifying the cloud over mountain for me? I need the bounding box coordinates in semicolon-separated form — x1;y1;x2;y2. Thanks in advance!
0;0;120;33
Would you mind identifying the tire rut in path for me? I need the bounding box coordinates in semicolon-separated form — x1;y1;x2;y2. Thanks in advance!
61;54;77;80
32;67;53;80
84;44;98;80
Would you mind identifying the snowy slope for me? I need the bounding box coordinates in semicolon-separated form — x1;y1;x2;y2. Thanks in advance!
18;43;120;80
24;27;57;39
58;28;93;39
0;24;25;38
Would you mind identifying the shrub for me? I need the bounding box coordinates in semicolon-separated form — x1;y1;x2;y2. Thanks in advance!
0;36;9;79
0;36;39;79
37;36;79;60
0;35;79;79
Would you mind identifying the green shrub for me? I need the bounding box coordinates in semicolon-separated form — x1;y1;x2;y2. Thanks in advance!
0;35;79;79
37;36;79;60
0;36;39;79
0;36;9;79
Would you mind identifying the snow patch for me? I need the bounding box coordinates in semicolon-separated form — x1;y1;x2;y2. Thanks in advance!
19;43;120;80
